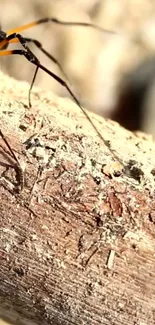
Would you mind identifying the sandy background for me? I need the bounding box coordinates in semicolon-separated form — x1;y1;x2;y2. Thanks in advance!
1;0;155;323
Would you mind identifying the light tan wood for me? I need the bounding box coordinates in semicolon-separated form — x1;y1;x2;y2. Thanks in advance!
0;71;155;325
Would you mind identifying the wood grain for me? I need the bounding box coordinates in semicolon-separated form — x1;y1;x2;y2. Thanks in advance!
0;71;155;325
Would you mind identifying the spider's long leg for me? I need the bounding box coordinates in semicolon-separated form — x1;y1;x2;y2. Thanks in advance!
2;36;69;106
0;129;19;164
24;37;69;107
24;37;68;80
0;128;24;191
0;33;123;165
5;17;118;109
28;66;38;107
7;18;117;35
5;35;69;106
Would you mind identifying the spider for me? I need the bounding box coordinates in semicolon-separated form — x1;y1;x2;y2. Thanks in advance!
0;17;122;190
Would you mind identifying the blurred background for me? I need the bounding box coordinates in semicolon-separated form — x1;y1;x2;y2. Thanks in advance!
0;0;155;135
1;0;155;324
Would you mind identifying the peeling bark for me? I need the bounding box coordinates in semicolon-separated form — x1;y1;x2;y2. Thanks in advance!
0;72;155;325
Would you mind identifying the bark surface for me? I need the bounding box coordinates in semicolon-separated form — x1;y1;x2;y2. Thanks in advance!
0;72;155;325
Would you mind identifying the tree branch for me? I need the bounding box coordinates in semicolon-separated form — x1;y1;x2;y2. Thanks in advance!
0;71;155;325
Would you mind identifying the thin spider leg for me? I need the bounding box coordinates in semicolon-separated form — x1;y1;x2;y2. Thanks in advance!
4;18;118;110
24;37;69;107
0;128;24;191
24;38;68;80
28;66;39;107
0;129;19;164
0;36;69;106
7;18;117;35
4;36;70;106
1;33;123;166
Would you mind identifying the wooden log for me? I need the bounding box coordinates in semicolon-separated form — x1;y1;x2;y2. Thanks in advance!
0;71;155;325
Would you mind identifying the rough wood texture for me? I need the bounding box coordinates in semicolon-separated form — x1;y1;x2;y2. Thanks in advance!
0;71;155;325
